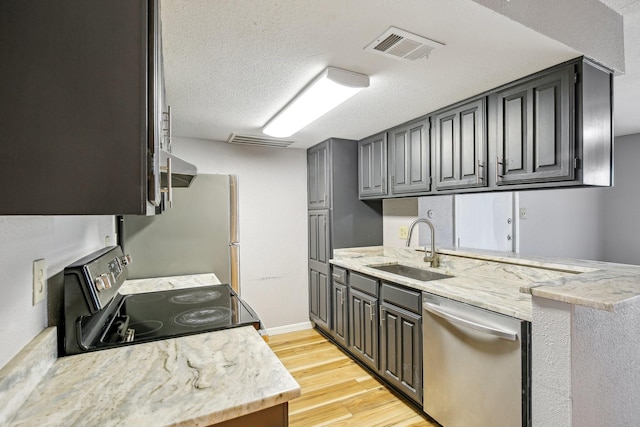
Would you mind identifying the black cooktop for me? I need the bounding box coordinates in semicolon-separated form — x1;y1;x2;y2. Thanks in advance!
92;284;260;350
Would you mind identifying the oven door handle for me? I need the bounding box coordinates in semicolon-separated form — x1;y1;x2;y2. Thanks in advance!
423;301;518;341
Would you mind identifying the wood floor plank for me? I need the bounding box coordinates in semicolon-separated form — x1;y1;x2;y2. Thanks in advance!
268;328;438;427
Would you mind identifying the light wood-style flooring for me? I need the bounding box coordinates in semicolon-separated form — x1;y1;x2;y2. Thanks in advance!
268;328;439;427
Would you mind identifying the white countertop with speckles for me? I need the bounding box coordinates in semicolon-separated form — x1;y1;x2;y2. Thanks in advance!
332;246;640;321
7;326;299;427
1;273;300;427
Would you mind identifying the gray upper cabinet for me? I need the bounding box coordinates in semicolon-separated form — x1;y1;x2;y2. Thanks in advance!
356;57;612;199
434;98;487;190
307;142;330;209
389;118;431;194
0;0;165;215
495;66;574;185
359;133;388;198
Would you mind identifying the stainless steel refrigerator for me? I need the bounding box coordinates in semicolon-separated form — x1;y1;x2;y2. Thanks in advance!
118;174;240;292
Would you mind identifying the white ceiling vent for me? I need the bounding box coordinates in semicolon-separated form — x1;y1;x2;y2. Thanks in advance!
365;27;444;61
227;133;294;148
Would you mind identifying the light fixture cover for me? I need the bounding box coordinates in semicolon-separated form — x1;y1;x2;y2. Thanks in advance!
263;67;369;138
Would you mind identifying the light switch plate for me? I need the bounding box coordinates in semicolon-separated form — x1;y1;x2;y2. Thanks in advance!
33;258;46;305
399;226;409;239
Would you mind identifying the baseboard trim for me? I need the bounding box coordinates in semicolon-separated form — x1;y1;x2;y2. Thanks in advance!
267;321;313;336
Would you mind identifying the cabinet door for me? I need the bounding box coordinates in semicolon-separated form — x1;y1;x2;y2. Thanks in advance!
0;0;160;215
380;302;422;404
308;211;330;329
332;282;349;347
496;66;574;185
349;288;378;370
307;142;330;209
435;98;487;190
358;133;388;198
390;118;431;194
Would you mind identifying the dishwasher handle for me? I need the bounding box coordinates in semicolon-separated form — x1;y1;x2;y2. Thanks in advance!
423;301;518;341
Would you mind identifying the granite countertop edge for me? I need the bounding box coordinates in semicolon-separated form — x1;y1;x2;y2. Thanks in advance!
331;246;640;315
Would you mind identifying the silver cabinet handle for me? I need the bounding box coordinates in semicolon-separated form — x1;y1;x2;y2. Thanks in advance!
162;105;172;152
160;157;172;208
423;301;518;341
477;160;484;183
496;156;505;180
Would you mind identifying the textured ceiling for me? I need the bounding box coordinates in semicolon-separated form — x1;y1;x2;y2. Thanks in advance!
161;0;635;149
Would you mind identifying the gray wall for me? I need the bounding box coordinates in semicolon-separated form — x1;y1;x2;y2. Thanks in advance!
602;133;640;264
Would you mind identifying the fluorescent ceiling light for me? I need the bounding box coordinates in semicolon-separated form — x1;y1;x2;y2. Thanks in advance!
263;67;369;138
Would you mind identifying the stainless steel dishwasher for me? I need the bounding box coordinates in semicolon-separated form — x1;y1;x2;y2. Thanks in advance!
422;292;531;427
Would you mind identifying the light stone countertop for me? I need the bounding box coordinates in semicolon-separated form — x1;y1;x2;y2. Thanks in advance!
332;246;640;321
1;273;300;426
8;326;300;427
119;272;222;294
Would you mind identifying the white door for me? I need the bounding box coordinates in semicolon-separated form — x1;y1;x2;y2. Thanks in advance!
454;192;515;252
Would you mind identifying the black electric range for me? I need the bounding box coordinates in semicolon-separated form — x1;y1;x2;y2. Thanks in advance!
62;246;261;356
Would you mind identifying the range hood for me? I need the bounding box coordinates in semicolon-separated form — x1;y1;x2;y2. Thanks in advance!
160;150;197;188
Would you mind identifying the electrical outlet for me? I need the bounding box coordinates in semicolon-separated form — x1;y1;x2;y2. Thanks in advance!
399;226;409;240
519;208;527;220
32;259;46;305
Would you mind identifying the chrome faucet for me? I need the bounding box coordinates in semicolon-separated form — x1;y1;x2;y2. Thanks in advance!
406;218;440;267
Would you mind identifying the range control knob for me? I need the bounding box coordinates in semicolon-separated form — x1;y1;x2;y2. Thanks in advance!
94;275;106;292
94;274;112;292
119;254;132;266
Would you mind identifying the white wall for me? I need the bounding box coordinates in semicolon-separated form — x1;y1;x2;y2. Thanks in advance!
602;133;640;265
518;188;605;261
0;216;114;369
172;137;309;331
418;195;455;247
382;198;418;248
532;296;640;427
455;192;513;251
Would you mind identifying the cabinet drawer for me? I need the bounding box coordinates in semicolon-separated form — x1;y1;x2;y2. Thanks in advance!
332;267;347;284
350;272;378;296
381;282;421;314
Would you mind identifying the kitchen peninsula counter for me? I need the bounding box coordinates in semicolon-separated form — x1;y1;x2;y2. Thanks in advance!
3;326;300;426
331;246;640;321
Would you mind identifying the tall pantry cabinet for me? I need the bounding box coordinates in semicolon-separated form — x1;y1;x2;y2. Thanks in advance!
307;138;383;336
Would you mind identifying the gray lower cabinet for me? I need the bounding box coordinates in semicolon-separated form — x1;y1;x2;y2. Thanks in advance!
379;282;422;404
359;132;388;198
389;118;431;195
331;267;349;347
495;65;574;185
348;272;380;371
309;211;330;330
434;97;487;190
332;270;423;405
348;288;379;371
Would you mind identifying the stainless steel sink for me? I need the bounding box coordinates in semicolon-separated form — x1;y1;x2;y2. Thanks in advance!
370;264;453;282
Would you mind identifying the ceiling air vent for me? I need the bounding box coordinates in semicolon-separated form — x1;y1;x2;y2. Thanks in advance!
227;133;294;148
365;26;444;61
